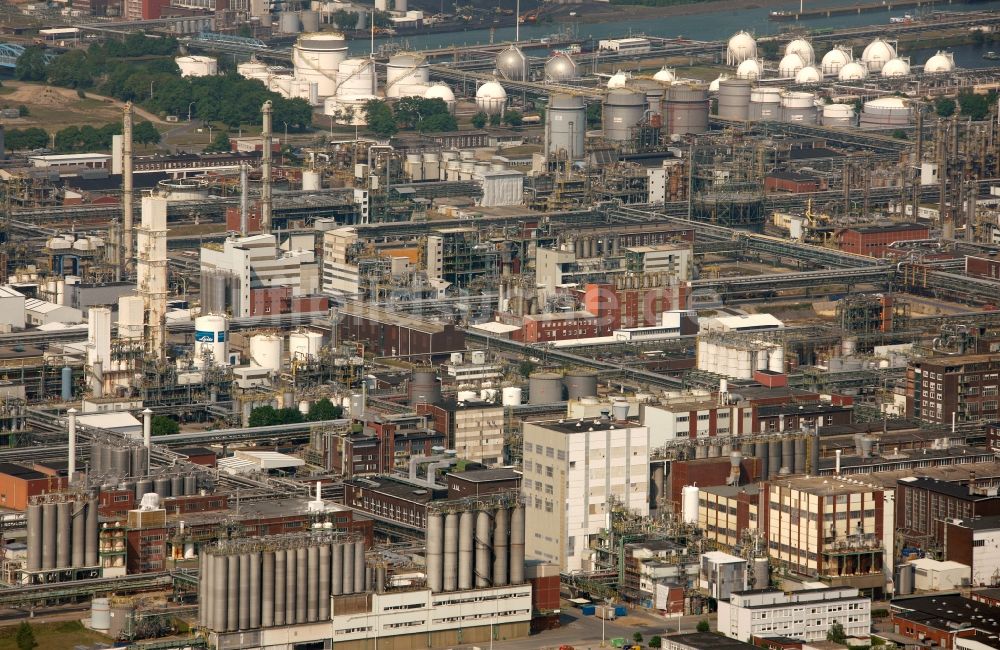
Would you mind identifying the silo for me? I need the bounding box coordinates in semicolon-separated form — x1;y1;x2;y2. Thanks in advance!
278;10;300;34
26;503;41;571
545;93;586;160
602;89;646;142
274;548;286;626
318;544;330;619
896;563;915;595
213;552;228;631
331;543;343;596
184;474;197;494
114;446;131;476
781;438;794;473
426;511;443;592
306;545;318;622
226;554;239;631
262;551;275;627
475;510;492;587
57;501;71;568
779;91;817;124
529;372;564;404
285;548;296;624
794;437;806;473
353;540;365;593
458;510;474;590
664;84;709;135
493;507;509;586
85;496;98;566
292;33;348;99
564;370;599;399
100;444;112;475
239;553;251;630
42;502;56;569
681;485;699;524
717;78;751;121
409;368;442;405
443;512;459;592
171;475;184;497
154;476;171;498
822;103;855;127
752;557;770;589
342;541;354;594
749;88;782;121
300;9;320;32
510;503;525;584
768;441;780;479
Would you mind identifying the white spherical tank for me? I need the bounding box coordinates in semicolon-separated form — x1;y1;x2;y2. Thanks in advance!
822;102;855;126
653;66;676;83
607;69;630;89
335;57;376;98
682;485;700;524
423;82;456;112
386;52;429;98
545;53;578;82
779;52;805;78
861;38;896;72
194;314;229;367
501;386;522;406
476;80;507;115
924;51;955;73
795;65;822;84
249;333;283;372
496;45;529;81
176;55;218;78
785;38;815;65
736;58;763;80
292;32;348;98
881;57;911;77
820;45;852;75
838;61;869;81
727;31;757;65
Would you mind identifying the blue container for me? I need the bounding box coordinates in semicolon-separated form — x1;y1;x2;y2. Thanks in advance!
61;366;73;402
581;605;596;616
615;605;627;617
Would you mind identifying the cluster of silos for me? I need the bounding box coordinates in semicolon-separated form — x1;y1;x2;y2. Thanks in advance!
752;434;815;479
424;499;525;593
199;533;368;633
696;336;785;380
135;472;202;502
90;436;148;480
26;493;99;573
545;93;586;160
409;368;443;405
276;9;322;34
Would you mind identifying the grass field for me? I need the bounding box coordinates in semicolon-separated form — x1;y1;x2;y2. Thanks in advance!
0;620;112;650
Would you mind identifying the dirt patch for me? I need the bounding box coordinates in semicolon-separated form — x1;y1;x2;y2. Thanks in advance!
0;82;167;132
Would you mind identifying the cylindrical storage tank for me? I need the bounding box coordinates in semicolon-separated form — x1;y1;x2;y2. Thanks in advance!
27;503;41;571
510;504;525;583
386;53;429;99
261;551;275;628
475;510;492;587
769;346;785;373
529;372;564;404
171;475;184;497
61;366;73;401
91;598;111;631
545;93;586;160
56;501;71;567
860;97;911;129
756;441;769;479
409;368;442;405
780;91;817;124
545;53;577;81
458;510;475;590
336;58;377;97
240;553;252;629
176;55;218;78
749;88;782;121
502;386;522;406
456;389;477;402
353;540;365;592
603;89;646;142
564;370;599;399
717;78;751;121
752;557;770;589
628;78;665;116
279;10;301;34
496;45;529;81
85;497;98;566
154;476;171;499
330;543;343;597
768;441;781;479
342;540;355;594
184;474;197;494
292;33;348;98
113;446;130;476
475;80;507;115
426;511;444;592
318;544;330;620
664;84;709;135
305;545;318;622
300;9;319;32
274;549;286;626
822;103;855;127
443;512;459;592
302;169;321;191
896;563;915;595
781;438;794;473
493;507;509;587
249;334;283;372
42;503;56;569
681;485;699;525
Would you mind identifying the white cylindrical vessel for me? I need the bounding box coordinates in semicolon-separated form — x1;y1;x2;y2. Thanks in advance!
386;53;429;98
194;314;229;368
501;386;522;406
335;57;377;98
249;333;283;372
292;32;348;99
682;485;700;524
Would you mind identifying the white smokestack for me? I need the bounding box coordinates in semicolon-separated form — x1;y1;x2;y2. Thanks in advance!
67;408;77;479
260;101;272;234
122;102;134;278
835;449;841;475
143;408;152;449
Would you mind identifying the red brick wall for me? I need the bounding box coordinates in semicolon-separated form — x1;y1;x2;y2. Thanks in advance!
967;255;1000;280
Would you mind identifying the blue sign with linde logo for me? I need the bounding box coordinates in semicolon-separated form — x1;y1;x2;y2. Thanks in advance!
195;331;215;342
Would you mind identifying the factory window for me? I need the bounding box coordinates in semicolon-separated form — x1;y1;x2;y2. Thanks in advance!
974;539;986;547
546;447;554;458
114;495;129;502
535;498;542;509
545;484;553;495
557;450;566;460
546;466;553;478
698;414;710;421
545;500;553;513
676;416;689;423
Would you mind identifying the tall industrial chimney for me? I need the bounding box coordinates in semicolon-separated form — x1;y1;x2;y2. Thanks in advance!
260;101;273;234
239;162;249;237
122;102;134;275
138;195;168;360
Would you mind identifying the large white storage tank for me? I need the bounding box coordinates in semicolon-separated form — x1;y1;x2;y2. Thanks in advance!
727;31;757;65
476;80;507;115
335;58;376;97
861;38;896;73
292;32;348;99
924;51;955;74
795;65;822;84
736;58;763;81
249;333;283;372
860;96;912;129
546;92;586;160
545;53;578;82
324;96;373;126
289;330;323;361
653;66;676;83
496;45;529;81
838;61;869;81
194;314;229;367
237;60;270;82
785;38;815;66
749;87;781;121
176;55;218;77
423;82;456;113
820;45;852;75
822;103;855;127
780;91;817;124
501;386;522;406
607;69;630;89
778;53;805;78
385;53;429;98
603;88;646;141
682;485;700;524
881;57;911;77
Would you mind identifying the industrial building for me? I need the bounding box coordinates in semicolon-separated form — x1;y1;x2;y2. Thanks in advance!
718;586;871;643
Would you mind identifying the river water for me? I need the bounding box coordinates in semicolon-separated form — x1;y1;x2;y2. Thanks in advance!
347;0;1000;54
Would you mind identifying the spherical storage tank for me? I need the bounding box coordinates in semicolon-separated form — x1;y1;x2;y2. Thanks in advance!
545;53;577;82
249;333;283;372
386;53;429;98
529;372;564;404
717;78;751;121
881;57;910;78
861;38;896;73
785;38;815;66
497;45;529;81
292;32;348;99
822;103;855;127
607;69;630;89
780;91;817;124
795;65;822;84
476;80;507;115
924;51;955;74
820;45;852;75
194;314;229;367
860;96;911;129
545;93;586;160
603;88;646;142
779;53;805;78
664;84;709;135
335;58;376;97
653;66;676;83
736;58;763;81
727;31;757;65
176;55;218;78
749;87;781;121
838;61;868;81
423;82;456;113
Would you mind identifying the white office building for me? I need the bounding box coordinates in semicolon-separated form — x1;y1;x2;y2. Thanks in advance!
321;227;362;295
522;419;650;572
718;586;871;643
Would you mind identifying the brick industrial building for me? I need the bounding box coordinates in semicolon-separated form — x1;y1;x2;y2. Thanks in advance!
836;223;930;258
906;354;1000;424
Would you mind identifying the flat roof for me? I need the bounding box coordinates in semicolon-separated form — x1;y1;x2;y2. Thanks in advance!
528;418;643;434
772;475;880;496
700;484;761;498
845;222;926;234
345;476;448;504
892;594;1000;636
0;462;46;481
898;476;998;501
0;286;25;299
234;450;306;470
448;468;520;483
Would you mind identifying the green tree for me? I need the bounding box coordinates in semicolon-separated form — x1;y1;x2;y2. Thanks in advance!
935;96;956;117
758;40;780;60
15;46;47;81
471;111;488;129
133;120;161;145
307;398;343;422
276;407;304;425
891;129;908;140
332;9;358;31
958;91;990;121
46;49;93;89
418;112;457;132
205;129;231;153
586;101;602;128
517;359;536;378
372;9;392;28
696;619;710;633
502;110;523;126
249;405;280;427
828;621;847;644
648;636;662;649
151;416;179;436
364;99;398;138
633;632;643;644
15;621;35;650
5;127;49;151
489;112;501;126
17;105;28;117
